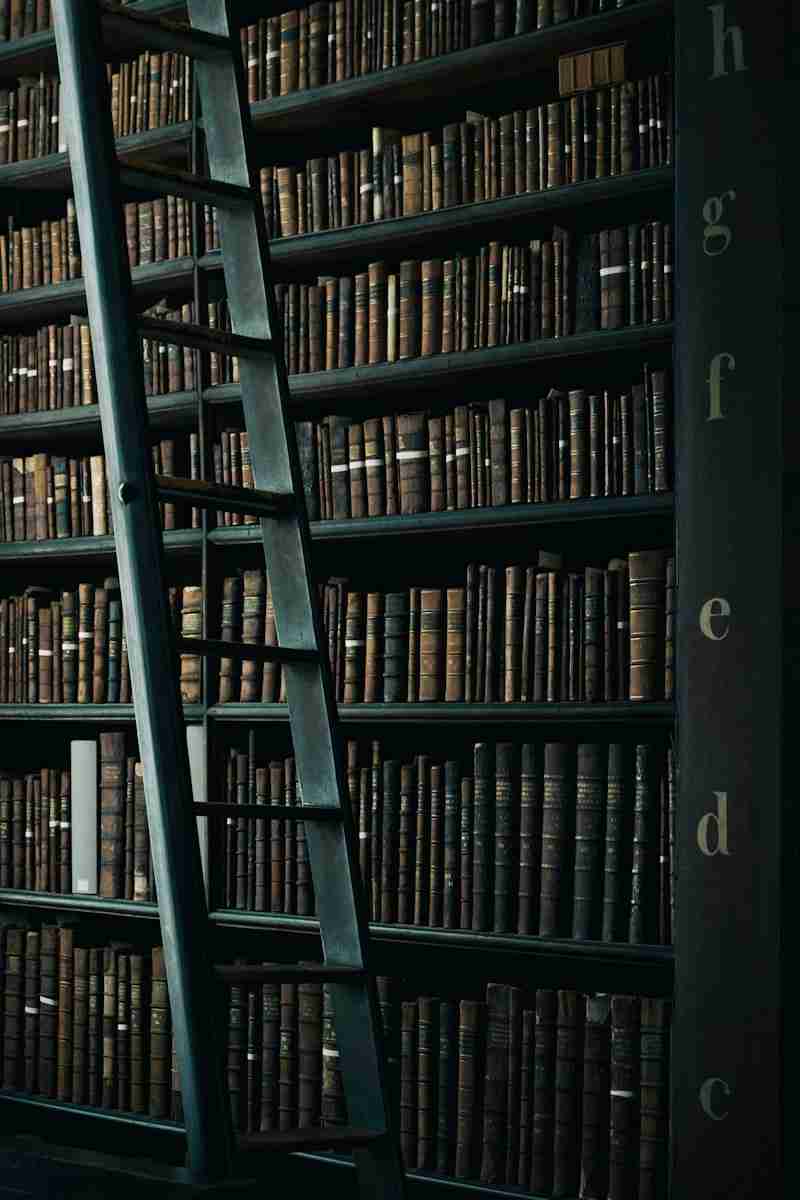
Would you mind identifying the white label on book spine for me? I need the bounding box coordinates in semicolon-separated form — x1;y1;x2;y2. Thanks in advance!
345;639;365;648
40;996;57;1006
396;449;428;461
322;1047;340;1058
599;265;627;277
76;879;90;893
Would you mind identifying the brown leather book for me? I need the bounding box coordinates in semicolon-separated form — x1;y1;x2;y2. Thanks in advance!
399;999;418;1168
428;415;445;512
454;998;486;1178
99;732;126;899
398;760;417;924
517;1007;535;1186
664;555;675;702
478;983;511;1184
493;743;516;934
553;989;582;1196
530;988;558;1194
2;925;25;1088
601;742;631;942
573;743;605;939
278;980;298;1130
610;995;641;1200
297;974;323;1128
503;565;523;701
218;575;243;704
71;943;89;1103
343;590;365;703
470;742;493;931
381;413;399;516
101;944;118;1108
639;997;670;1200
364;592;384;704
629;743;658;943
321;983;347;1126
397;411;428;514
419;588;443;701
416;995;438;1168
539;742;571;937
628;549;666;701
178;584;202;704
368;261;387;363
35;923;58;1095
363;416;385;516
23;928;39;1091
579;993;611;1198
445;588;465;702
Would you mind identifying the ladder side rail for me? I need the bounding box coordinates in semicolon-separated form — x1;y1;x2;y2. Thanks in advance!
51;0;233;1180
188;2;405;1172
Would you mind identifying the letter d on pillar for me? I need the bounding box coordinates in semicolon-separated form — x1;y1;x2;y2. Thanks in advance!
697;791;731;856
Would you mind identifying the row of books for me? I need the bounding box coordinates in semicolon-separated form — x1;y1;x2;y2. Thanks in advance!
0;196;195;293
0;441;200;543
393;983;669;1197
290;372;671;524
204;225;673;386
0;755;156;902
236;1;639;97
0;580;201;704
214;737;675;945
109;51;192;139
0;925;668;1200
218;550;674;707
212;78;671;249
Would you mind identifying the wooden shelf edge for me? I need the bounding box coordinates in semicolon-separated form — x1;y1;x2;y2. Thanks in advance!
0;392;196;444
0;1092;183;1135
0;704;204;721
193;168;674;276
207;494;674;547
0;890;159;917
209;702;675;724
0;527;202;562
206;325;674;412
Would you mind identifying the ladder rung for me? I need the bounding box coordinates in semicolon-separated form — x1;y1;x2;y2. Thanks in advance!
237;1127;386;1154
119;160;252;212
194;802;342;822
138;317;274;361
99;1;231;60
214;964;365;985
177;638;317;666
155;476;295;519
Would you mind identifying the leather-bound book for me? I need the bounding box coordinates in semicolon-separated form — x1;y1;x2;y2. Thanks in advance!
416;996;438;1168
428;415;445;512
445;588;465;702
398;761;417;924
454;406;471;509
629;743;658;943
370;741;383;921
346;422;366;518
517;742;541;934
472;742;493;931
283;758;298;915
321;984;347;1126
553;989;582;1197
226;972;246;1130
268;760;284;914
259;973;281;1130
85;946;102;1107
573;743;605;939
262;577;282;703
2;925;24;1088
381;413;399;515
651;368;670;493
380;759;399;923
413;754;430;925
71;944;89;1103
435;999;459;1172
428;763;444;926
530;988;558;1195
101;944;118;1108
106;579;122;704
479;983;511;1184
0;777;10;887
664;556;675;702
99;732;126;899
239;569;266;704
540;742;572;936
113;946;129;1109
455;998;486;1178
639;997;670;1200
35;923;57;1095
419;588;442;701
129;952;148;1114
501;985;523;1184
383;592;408;703
439;760;460;930
364;417;385;516
610;995;641;1200
123;758;135;900
579;993;611;1199
493;742;515;932
278;980;298;1130
23;928;39;1091
343;590;365;703
218;575;242;704
602;742;631;941
503;565;523;701
397;411;428;514
297;974;323;1128
364;592;384;703
517;1007;535;1186
399;259;421;359
368;261;387;363
400;999;418;1167
459;775;474;930
629;549;666;701
421;258;442;355
583;567;603;703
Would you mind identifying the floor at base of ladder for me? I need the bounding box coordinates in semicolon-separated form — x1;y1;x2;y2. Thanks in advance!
0;1138;263;1200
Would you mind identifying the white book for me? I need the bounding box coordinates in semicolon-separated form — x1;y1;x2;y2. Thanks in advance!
70;739;97;895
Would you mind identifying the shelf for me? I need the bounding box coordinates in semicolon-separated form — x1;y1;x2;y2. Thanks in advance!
0;1091;182;1136
249;0;673;145
0;704;204;722
0;391;196;447
0;122;192;194
0;256;195;329
0;527;201;564
205;325;674;415
197;168;674;278
207;494;674;549
0;890;159;918
210;701;674;725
